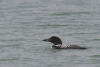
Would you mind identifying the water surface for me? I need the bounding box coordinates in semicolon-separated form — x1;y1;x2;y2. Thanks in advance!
0;0;100;67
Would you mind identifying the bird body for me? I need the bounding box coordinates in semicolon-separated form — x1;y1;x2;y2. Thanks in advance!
43;36;87;49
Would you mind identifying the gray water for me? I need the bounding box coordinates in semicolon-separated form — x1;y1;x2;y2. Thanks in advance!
0;0;100;67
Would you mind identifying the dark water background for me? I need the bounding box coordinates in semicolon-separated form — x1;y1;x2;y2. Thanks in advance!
0;0;100;67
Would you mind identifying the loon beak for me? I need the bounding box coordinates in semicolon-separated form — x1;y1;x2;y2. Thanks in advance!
42;39;49;42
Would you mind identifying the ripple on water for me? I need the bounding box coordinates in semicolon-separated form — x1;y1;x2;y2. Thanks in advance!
50;11;90;16
90;55;100;58
0;44;20;48
39;24;69;27
0;58;18;62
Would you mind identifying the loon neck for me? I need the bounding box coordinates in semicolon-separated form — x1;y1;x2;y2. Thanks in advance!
52;44;62;48
52;44;62;46
52;42;62;45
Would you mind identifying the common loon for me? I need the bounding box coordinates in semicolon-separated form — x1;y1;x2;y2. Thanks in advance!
42;36;87;49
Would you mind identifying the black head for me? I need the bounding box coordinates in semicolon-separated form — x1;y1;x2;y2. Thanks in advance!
42;36;62;45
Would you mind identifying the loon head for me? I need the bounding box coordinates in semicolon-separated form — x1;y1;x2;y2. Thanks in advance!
42;36;62;45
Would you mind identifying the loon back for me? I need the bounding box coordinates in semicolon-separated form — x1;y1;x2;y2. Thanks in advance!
52;45;87;49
